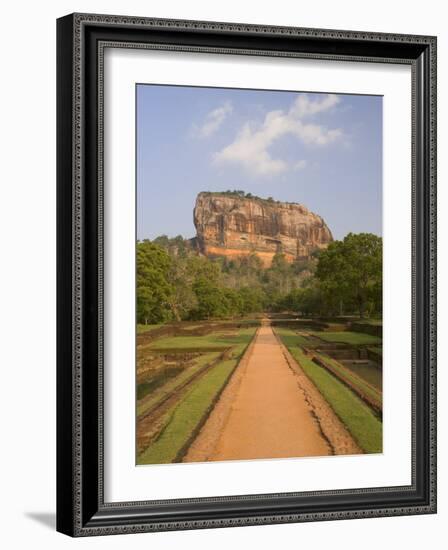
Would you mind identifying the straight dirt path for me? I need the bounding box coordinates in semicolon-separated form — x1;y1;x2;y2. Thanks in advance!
184;322;336;462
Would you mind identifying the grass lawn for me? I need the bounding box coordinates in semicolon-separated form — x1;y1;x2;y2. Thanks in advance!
368;346;383;356
318;353;382;405
138;358;238;464
274;328;314;348
136;352;219;417
276;329;382;454
137;366;183;401
150;327;256;351
137;327;257;462
312;331;381;346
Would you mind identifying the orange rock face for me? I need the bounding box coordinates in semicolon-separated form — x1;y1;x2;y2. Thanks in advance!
193;192;333;267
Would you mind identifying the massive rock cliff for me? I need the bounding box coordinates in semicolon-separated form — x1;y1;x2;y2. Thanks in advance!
193;192;333;267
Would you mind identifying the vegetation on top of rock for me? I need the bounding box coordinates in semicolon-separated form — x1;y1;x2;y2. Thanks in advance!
199;190;299;205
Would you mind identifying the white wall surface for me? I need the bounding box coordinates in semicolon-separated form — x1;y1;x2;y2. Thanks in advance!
0;1;445;548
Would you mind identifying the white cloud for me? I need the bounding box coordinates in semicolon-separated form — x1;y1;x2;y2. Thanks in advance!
293;160;307;171
290;93;340;118
193;101;233;138
213;94;342;177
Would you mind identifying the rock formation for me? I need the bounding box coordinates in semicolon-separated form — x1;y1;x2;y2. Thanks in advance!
193;192;333;267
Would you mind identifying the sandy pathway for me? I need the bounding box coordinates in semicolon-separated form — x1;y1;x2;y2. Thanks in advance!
184;323;332;462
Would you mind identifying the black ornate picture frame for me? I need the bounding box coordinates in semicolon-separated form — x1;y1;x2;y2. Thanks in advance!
56;13;437;537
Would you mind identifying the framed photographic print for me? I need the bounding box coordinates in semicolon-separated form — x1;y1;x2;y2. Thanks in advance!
56;13;437;536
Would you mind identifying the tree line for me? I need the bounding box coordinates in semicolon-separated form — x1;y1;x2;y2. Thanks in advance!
137;232;382;324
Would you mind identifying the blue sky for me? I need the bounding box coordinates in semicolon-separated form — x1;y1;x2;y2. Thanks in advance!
137;84;382;241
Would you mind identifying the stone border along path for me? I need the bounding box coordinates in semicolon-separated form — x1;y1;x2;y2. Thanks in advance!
136;348;232;454
182;328;260;462
184;321;361;463
273;332;363;456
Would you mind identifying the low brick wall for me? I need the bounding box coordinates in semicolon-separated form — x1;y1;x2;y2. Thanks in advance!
350;322;383;338
366;347;382;367
312;354;382;418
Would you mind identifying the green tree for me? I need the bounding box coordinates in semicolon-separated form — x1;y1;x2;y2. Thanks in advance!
165;256;197;321
265;252;296;298
222;288;243;316
191;277;226;320
316;233;382;317
238;286;265;314
136;241;173;324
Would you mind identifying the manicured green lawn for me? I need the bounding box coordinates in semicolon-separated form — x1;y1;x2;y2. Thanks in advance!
137;327;257;462
274;328;314;348
137;366;183;401
276;329;382;454
138;358;238;464
311;331;381;345
318;353;382;405
150;327;256;351
137;352;219;416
